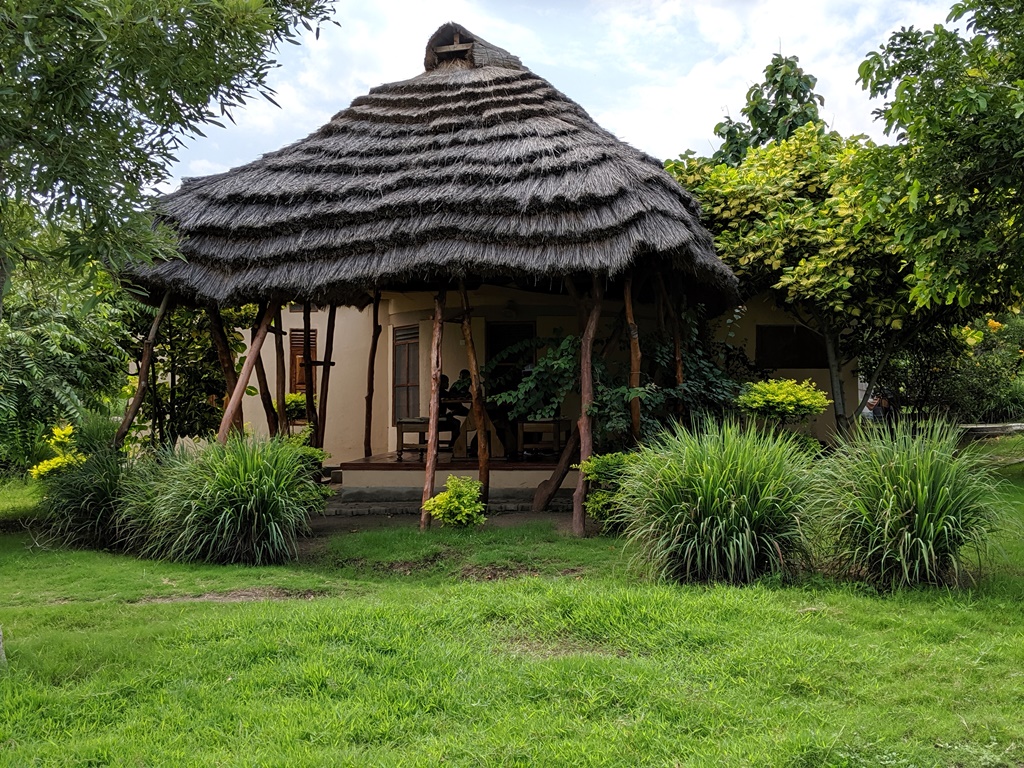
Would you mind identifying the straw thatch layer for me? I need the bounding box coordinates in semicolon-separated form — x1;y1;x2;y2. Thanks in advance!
135;22;738;308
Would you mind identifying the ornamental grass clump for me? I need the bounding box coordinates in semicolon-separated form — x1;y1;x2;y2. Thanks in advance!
816;420;1001;590
129;436;329;565
41;446;132;550
617;420;813;584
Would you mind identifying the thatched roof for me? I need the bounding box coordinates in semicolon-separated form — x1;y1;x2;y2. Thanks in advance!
133;22;738;309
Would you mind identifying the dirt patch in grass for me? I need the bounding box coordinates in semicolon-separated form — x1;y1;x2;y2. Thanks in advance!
502;635;627;659
460;564;541;581
134;587;325;604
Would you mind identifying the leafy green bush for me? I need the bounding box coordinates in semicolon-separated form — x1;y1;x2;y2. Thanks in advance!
40;447;132;549
578;452;635;534
423;475;486;527
616;420;813;584
124;436;329;565
736;378;831;425
276;392;313;422
816;420;1001;589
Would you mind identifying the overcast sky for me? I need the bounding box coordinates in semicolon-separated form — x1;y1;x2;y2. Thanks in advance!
167;0;955;189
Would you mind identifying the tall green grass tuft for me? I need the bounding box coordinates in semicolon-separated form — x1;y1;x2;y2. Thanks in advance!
816;420;1001;589
41;447;132;549
616;420;813;584
124;436;329;565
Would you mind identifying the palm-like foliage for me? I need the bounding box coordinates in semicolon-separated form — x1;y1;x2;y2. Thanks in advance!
817;420;1000;589
616;420;813;584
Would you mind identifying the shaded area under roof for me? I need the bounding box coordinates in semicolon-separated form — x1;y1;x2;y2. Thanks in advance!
131;22;739;310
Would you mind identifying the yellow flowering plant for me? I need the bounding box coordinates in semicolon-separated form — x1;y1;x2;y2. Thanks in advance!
28;425;87;480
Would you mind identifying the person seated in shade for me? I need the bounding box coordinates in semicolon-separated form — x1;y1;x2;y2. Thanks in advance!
438;374;466;446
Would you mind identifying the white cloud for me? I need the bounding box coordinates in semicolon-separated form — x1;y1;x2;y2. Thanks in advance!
168;0;957;182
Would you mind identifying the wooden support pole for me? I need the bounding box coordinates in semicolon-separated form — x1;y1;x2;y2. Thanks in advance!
217;305;275;444
532;425;579;512
302;302;320;443
420;290;446;531
459;281;490;503
114;292;171;448
364;290;382;457
659;280;686;390
250;307;279;437
316;304;338;449
274;308;287;434
623;272;642;443
572;274;604;537
208;306;245;434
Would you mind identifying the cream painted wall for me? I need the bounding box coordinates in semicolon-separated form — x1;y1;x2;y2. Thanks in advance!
724;294;860;440
241;303;390;464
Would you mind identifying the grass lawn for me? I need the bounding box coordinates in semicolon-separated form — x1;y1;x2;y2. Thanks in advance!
1;451;1024;766
0;478;40;527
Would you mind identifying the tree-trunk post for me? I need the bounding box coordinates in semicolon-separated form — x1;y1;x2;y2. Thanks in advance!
316;304;338;449
623;272;642;442
364;290;382;457
532;425;580;512
302;302;320;445
823;328;850;435
208;305;245;434
250;306;279;437
420;290;446;531
459;281;490;503
274;308;287;435
217;305;275;444
114;292;172;448
659;280;686;404
572;274;604;537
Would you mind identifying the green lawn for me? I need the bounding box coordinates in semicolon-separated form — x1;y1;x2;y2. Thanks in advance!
0;478;40;526
1;459;1024;766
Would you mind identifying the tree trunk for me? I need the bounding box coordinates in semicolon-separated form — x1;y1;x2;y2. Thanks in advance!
623;272;642;442
532;425;579;512
217;305;275;444
274;308;287;435
572;274;604;537
459;282;490;503
316;304;337;449
250;309;279;437
114;292;171;448
302;302;320;442
823;328;850;435
420;291;446;531
364;290;382;457
208;306;244;434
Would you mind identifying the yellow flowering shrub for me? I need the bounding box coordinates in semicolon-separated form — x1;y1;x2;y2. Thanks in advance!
28;425;87;480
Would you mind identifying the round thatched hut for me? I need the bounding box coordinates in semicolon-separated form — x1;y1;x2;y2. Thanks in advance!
125;22;739;533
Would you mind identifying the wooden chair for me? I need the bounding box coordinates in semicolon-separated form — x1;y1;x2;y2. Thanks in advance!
396;418;458;460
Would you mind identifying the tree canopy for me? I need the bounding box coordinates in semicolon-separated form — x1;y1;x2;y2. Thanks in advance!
858;0;1024;309
712;53;826;166
0;0;334;315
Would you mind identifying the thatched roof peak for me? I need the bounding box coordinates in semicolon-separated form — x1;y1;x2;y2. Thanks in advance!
424;22;523;72
133;24;739;311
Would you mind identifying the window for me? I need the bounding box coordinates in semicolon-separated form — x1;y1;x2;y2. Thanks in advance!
755;324;828;369
393;326;419;422
290;329;317;393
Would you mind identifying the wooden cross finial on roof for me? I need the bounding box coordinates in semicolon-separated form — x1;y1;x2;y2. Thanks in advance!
434;29;473;57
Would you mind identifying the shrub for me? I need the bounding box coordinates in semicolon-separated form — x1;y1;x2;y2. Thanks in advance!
816;420;1001;589
40;447;132;549
276;392;314;422
736;378;831;426
28;425;86;480
423;475;486;527
616;419;813;584
578;451;635;534
124;436;329;565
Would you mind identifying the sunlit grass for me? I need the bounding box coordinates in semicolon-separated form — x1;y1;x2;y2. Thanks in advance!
0;477;40;524
1;441;1024;766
